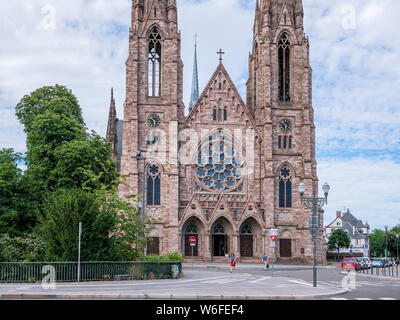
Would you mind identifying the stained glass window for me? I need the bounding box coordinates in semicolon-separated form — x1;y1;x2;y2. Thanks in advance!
279;165;292;208
195;133;243;192
147;164;161;206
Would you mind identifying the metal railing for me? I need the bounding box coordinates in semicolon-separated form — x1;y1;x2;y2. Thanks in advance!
356;264;399;278
0;261;182;283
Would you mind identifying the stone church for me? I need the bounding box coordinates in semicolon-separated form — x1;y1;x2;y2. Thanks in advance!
107;0;326;264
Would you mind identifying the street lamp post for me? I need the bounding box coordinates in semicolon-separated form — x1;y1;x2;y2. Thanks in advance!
298;181;330;288
136;150;147;256
396;234;399;261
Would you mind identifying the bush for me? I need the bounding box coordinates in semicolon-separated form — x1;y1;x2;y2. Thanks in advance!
0;233;46;262
141;252;184;262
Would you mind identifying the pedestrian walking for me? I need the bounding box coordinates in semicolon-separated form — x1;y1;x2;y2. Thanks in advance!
229;253;236;273
262;253;269;270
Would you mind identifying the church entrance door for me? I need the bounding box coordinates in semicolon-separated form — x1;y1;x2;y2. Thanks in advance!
240;235;253;257
212;235;228;256
280;239;292;257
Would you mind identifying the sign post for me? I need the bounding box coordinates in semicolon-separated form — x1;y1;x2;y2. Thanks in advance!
77;222;82;283
189;236;196;271
269;229;278;277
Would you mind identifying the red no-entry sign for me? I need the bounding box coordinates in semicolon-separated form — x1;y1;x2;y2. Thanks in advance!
189;236;196;246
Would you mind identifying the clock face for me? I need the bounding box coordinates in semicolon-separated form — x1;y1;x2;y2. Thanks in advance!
279;118;292;132
148;114;161;128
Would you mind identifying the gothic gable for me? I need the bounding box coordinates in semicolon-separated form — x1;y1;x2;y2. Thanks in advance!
183;62;262;141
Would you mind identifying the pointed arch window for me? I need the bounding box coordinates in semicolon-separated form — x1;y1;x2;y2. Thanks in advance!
213;107;217;121
278;32;291;102
185;222;198;234
147;164;161;206
223;107;227;121
240;224;252;234
279;166;292;208
148;27;162;97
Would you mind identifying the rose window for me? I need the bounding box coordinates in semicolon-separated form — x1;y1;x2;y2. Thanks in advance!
194;133;243;192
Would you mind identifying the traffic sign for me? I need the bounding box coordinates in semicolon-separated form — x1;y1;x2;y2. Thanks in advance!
269;229;278;236
270;235;277;242
189;236;196;246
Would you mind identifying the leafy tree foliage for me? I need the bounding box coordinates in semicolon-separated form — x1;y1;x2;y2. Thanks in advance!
35;187;157;262
15;84;84;133
36;188;118;261
327;228;351;261
15;85;118;224
370;229;386;257
0;233;46;262
0;149;35;235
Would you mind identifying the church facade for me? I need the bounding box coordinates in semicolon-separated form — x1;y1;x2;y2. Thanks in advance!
107;0;326;264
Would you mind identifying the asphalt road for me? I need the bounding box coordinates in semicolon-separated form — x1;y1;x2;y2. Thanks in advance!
232;267;400;300
0;265;398;300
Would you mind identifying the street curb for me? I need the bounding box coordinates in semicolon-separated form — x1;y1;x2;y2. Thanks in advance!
0;289;349;300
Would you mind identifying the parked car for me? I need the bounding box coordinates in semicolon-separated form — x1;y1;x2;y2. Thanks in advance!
388;258;396;266
371;258;385;268
382;258;389;267
362;257;371;269
342;257;361;270
355;257;366;269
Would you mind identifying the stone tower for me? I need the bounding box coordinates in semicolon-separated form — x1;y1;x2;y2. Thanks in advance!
119;0;185;254
247;0;325;264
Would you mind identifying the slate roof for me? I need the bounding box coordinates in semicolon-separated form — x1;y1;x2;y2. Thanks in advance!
342;222;366;239
341;211;368;228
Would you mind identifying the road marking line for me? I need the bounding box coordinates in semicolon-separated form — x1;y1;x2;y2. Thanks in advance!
330;298;348;300
379;297;397;300
288;280;313;287
355;298;372;300
248;276;271;283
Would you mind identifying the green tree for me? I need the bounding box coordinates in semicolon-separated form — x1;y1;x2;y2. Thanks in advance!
35;188;119;261
15;85;118;226
105;191;158;261
370;229;386;257
35;187;157;261
0;233;46;262
327;228;351;261
15;84;84;133
0;149;35;235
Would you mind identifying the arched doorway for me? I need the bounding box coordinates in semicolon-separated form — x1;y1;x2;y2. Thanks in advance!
211;217;233;257
279;230;292;258
184;221;199;257
212;222;227;256
240;224;253;257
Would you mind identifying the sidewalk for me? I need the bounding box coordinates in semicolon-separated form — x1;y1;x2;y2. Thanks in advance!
182;262;337;271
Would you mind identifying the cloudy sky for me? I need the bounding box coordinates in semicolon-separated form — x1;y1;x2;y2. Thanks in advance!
0;0;399;230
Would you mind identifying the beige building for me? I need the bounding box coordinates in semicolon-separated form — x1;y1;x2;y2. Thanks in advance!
107;0;326;264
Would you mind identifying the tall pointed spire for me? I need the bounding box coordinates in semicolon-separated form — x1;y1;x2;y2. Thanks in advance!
106;88;118;160
189;35;199;110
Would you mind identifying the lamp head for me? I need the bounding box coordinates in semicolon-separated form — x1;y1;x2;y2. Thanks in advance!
298;182;306;198
322;182;330;198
